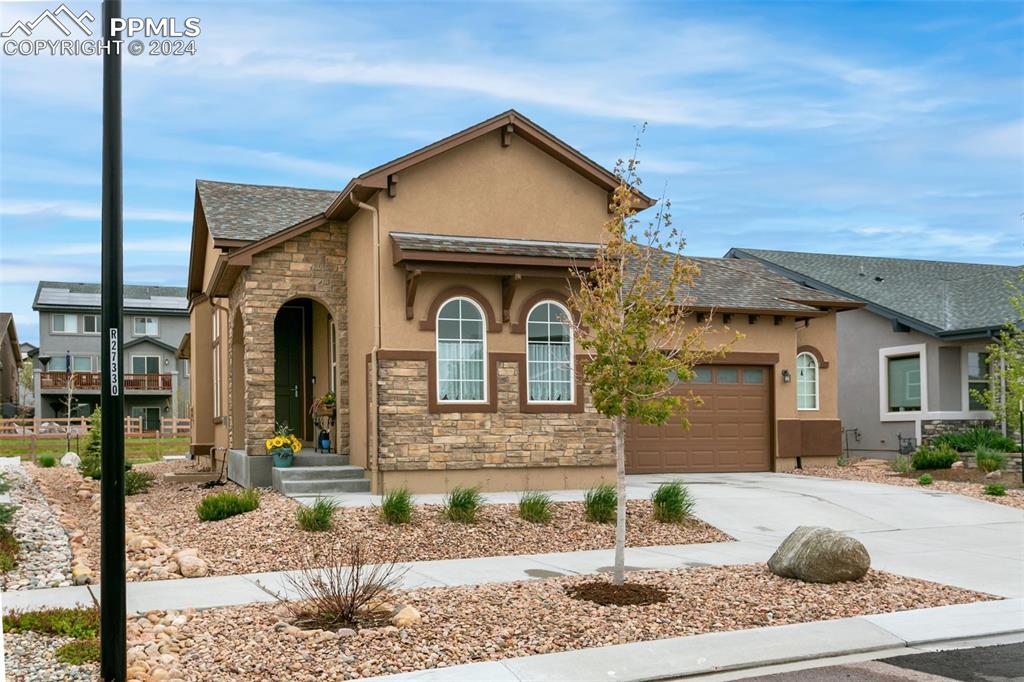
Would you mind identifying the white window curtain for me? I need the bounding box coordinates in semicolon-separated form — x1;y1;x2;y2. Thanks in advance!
796;352;819;410
437;298;485;402
527;302;573;402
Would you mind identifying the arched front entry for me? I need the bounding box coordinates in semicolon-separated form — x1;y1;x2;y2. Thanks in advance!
273;297;334;444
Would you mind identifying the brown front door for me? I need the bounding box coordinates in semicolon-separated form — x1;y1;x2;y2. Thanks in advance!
626;365;771;473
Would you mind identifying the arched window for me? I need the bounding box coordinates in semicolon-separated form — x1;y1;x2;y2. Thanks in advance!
796;352;819;410
436;298;486;402
527;301;573;403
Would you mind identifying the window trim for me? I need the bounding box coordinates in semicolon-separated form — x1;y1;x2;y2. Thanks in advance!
879;344;927;420
50;313;78;335
83;314;100;335
525;300;575;405
435;296;488;405
132;316;158;337
962;347;992;413
796;351;819;411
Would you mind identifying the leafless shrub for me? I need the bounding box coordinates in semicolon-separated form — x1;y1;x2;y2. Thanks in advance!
256;540;407;629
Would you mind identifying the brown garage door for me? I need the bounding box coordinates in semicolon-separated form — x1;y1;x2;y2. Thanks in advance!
626;365;771;473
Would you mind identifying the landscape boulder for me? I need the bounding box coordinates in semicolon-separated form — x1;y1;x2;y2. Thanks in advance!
768;526;870;584
60;452;81;468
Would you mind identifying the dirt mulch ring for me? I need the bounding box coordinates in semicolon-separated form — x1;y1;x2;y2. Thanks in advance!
795;465;1024;511
175;565;993;681
32;460;730;580
566;581;669;606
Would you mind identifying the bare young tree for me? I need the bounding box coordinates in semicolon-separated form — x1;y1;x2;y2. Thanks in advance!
568;133;737;585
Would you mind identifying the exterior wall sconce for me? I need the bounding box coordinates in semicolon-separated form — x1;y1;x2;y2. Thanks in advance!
781;369;792;383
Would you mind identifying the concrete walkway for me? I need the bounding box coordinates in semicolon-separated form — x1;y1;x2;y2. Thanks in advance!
1;540;771;613
363;598;1024;682
306;471;1024;598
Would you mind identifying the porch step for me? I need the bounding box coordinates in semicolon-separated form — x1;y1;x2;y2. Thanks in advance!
278;477;371;496
292;453;350;467
271;464;370;496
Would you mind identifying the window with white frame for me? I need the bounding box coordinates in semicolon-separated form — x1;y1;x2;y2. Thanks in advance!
51;314;78;334
83;314;100;334
967;351;990;411
133;316;158;336
212;310;222;417
183;359;190;377
796;352;818;410
131;355;160;374
526;301;573;403
329;318;337;393
887;354;921;412
436;298;485;402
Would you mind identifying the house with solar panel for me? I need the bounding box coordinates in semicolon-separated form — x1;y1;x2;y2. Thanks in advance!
30;282;190;428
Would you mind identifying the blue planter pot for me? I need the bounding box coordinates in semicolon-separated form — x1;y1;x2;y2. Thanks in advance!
271;448;294;468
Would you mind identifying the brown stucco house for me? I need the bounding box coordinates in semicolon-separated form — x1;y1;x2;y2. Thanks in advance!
186;110;859;495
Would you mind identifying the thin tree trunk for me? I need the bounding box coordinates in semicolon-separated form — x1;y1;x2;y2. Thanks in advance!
613;414;626;585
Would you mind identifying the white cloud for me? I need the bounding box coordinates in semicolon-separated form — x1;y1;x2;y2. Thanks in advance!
0;200;190;222
961;119;1024;159
49;237;191;256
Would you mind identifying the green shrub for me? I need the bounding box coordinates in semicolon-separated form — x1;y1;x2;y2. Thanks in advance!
124;470;155;496
933;426;1017;453
379;487;413;525
984;483;1006;496
3;607;99;639
652;481;695;523
78;455;131;481
0;502;17;527
917;474;933;486
296;496;338;532
584;484;617;524
912;443;959;470
443;486;483;523
37;455;57;468
83;407;102;458
55;638;100;665
0;472;10;494
518;491;553;524
0;526;18;572
975;447;1007;474
890;455;913;474
196;489;260;521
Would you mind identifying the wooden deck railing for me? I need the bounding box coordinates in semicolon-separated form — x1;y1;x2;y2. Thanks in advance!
40;371;173;392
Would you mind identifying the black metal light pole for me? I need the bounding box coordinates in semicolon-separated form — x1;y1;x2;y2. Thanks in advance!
100;1;127;679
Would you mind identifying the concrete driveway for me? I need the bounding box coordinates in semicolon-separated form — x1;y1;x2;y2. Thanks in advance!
625;472;1024;599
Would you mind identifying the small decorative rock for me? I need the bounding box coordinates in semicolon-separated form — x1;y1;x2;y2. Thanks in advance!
985;470;1002;480
768;526;870;584
951;461;964;469
176;554;209;578
391;605;421;627
60;452;81;467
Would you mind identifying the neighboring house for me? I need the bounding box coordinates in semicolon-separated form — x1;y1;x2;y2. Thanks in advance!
18;342;37;410
31;282;191;428
0;314;22;417
187;110;857;494
726;248;1021;458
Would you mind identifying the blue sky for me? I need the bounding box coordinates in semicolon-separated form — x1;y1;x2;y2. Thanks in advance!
1;0;1021;344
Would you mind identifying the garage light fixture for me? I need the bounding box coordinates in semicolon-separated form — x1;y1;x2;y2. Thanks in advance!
781;369;792;383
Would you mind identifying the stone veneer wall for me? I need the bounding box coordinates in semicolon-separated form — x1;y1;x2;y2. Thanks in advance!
921;418;996;444
228;222;349;455
377;358;614;471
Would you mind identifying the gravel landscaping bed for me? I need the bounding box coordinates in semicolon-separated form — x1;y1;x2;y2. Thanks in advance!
33;460;730;578
0;465;74;590
3;631;98;682
171;564;991;680
796;465;1024;510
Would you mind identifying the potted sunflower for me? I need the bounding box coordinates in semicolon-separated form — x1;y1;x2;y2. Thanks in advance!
265;424;302;468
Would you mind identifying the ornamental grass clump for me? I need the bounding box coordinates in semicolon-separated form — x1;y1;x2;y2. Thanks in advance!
652;480;695;523
379;487;413;525
196;489;260;522
912;443;959;470
37;455;56;468
975;447;1007;474
443;486;483;523
889;455;912;474
984;483;1006;496
124;470;155;496
917;474;933;486
297;496;338;532
584;484;617;524
518;491;553;524
933;426;1017;453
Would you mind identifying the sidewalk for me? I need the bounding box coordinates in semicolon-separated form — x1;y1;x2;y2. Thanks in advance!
363;598;1024;682
0;539;772;613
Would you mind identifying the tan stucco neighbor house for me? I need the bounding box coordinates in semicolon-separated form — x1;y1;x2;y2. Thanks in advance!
186;111;859;495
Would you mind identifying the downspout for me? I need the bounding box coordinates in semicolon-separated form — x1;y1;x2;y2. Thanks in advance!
351;196;382;489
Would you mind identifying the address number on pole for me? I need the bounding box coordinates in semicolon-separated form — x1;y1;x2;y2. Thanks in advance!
109;329;120;396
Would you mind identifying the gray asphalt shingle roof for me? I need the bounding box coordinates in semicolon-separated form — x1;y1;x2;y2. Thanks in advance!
390;232;600;260
33;282;188;313
196;180;338;242
728;248;1021;334
631;248;856;313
